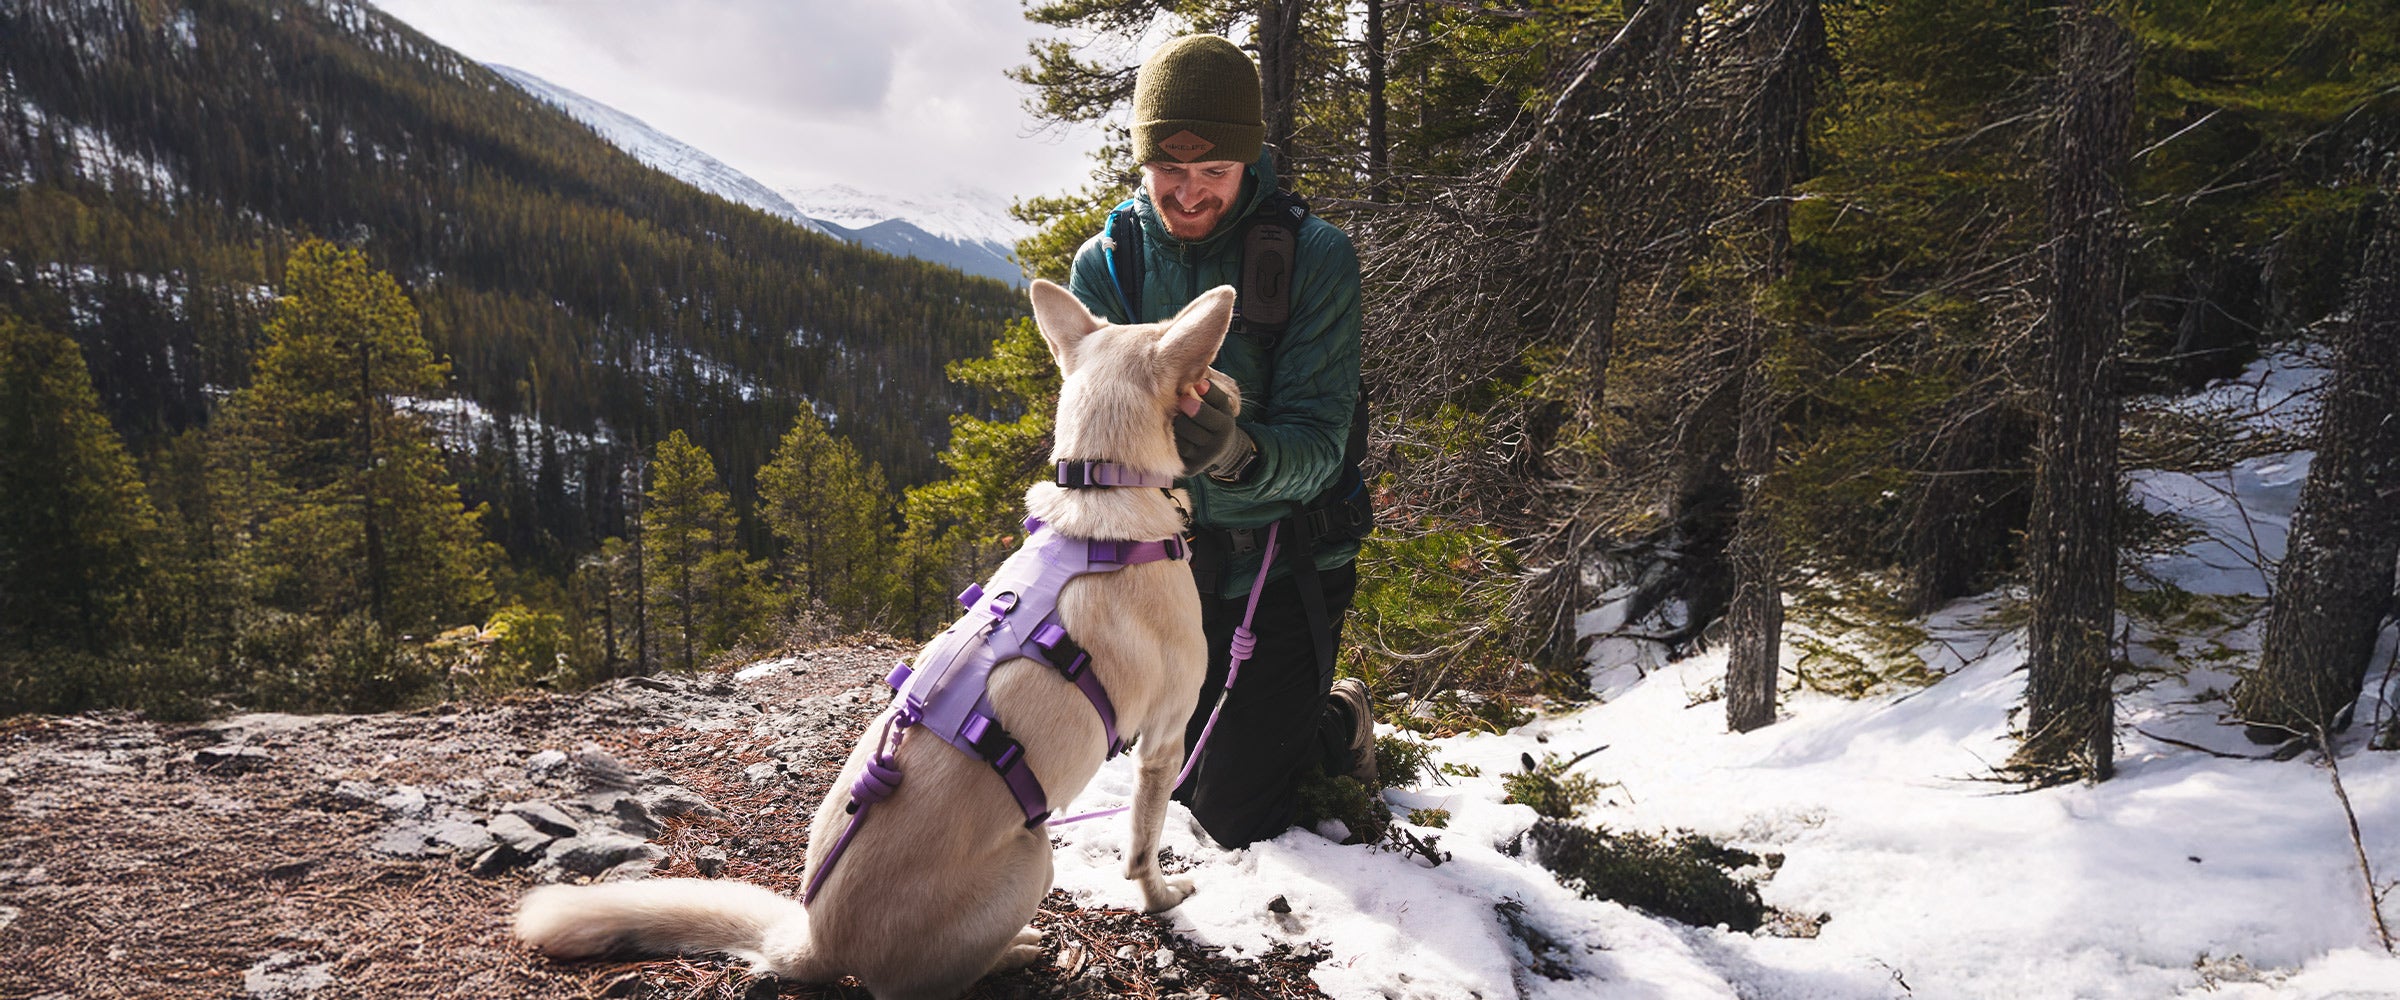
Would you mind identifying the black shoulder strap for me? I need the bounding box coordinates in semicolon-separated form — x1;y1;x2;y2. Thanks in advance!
1104;196;1144;321
1235;190;1309;347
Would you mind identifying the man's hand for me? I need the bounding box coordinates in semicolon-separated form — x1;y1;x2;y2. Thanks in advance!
1174;381;1256;481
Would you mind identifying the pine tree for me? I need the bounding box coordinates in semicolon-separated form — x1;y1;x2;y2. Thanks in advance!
757;409;894;626
0;309;160;710
224;240;495;636
643;430;756;671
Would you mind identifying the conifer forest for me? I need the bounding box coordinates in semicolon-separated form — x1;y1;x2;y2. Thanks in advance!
3;0;2396;786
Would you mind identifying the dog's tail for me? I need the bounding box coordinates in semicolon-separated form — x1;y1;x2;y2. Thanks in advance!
514;879;830;980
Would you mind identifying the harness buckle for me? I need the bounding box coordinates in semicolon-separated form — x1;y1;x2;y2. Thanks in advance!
956;582;983;609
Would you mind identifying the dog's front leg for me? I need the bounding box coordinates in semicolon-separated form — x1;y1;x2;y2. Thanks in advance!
1125;733;1195;913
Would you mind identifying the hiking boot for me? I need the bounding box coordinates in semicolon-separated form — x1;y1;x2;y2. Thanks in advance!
1329;677;1378;786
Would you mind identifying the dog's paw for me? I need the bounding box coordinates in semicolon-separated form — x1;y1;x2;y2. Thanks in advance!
1140;876;1196;914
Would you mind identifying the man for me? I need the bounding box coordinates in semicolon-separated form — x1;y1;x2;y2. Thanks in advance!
1066;34;1374;849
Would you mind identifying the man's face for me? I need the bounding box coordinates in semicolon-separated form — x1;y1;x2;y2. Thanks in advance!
1142;160;1244;240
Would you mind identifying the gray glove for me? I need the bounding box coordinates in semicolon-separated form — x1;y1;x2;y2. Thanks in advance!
1174;383;1257;481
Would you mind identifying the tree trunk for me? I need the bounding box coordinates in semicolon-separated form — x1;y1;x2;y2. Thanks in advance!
1366;0;1388;202
2234;182;2400;740
1257;0;1304;178
1725;0;1820;734
2017;0;2134;783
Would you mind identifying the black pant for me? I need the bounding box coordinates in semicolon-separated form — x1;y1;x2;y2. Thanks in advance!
1174;560;1358;849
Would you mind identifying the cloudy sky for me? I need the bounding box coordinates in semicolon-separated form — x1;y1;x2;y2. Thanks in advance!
365;0;1113;202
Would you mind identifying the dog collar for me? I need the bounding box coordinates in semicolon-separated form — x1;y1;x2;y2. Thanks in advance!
1056;459;1177;489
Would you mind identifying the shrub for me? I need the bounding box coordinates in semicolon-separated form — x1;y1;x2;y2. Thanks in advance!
1294;770;1391;845
1502;754;1604;819
1524;819;1768;931
1375;732;1440;788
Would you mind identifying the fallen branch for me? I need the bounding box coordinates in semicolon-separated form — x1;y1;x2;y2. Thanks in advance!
2315;724;2396;954
2133;727;2269;760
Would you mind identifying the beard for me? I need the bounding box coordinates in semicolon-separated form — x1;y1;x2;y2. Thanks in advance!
1157;193;1228;239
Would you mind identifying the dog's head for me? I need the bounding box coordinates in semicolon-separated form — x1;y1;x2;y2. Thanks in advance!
1029;279;1239;473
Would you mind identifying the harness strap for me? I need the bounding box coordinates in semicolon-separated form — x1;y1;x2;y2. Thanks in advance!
1036;630;1125;756
1052;521;1282;828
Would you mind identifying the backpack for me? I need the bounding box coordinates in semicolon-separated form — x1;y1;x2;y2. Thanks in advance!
1101;189;1371;533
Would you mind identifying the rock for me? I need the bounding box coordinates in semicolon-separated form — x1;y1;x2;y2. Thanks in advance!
640;784;722;820
695;846;730;878
1151;948;1175;969
571;744;640;790
1267;894;1291;914
589;792;662;838
597;857;658;882
1115;944;1138;960
469;844;526;877
370;824;440;858
627;675;680;693
485;813;555;855
428;817;496;855
502;801;579;838
376;786;429;819
328;780;379;808
550;833;665;876
742;761;781;785
525;749;570;781
243;949;333;997
195;744;274;772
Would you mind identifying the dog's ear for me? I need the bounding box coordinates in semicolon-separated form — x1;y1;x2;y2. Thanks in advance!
1028;279;1103;374
1155;284;1235;389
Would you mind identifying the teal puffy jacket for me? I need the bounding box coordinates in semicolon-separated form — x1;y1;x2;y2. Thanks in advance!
1068;153;1362;598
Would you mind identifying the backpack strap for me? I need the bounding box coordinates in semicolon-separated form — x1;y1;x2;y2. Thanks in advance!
1104;196;1144;321
1234;190;1310;346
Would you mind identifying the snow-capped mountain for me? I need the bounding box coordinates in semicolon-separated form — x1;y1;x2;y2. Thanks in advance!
486;65;1028;286
486;65;828;237
785;184;1031;251
786;185;1030;287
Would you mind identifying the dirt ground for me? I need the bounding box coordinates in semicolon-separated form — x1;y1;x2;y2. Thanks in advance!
0;639;1329;1000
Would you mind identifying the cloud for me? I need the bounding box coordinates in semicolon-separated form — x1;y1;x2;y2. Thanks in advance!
367;0;1101;199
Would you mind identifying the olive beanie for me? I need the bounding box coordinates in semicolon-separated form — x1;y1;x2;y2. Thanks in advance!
1132;35;1264;165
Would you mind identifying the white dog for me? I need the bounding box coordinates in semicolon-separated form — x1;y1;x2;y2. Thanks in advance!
515;280;1237;1000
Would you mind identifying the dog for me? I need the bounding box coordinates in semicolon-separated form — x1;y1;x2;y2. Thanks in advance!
514;279;1239;1000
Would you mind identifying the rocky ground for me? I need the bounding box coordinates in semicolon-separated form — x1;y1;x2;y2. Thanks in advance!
0;639;1330;999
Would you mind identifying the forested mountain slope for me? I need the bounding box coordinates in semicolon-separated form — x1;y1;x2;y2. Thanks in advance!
0;0;1022;563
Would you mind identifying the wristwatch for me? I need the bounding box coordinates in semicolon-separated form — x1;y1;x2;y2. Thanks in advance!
1208;436;1258;483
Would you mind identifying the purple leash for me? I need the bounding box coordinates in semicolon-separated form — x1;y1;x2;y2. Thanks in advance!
1050;521;1281;827
802;703;912;903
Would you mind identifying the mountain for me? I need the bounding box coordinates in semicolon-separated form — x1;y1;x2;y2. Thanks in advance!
481;64;829;239
787;184;1030;287
471;65;1025;286
0;0;1024;563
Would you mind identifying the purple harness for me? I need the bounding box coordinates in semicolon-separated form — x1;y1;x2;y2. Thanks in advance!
802;461;1183;904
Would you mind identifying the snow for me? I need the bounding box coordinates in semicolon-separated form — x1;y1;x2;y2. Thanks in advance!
1029;346;2400;999
783;182;1033;249
484;64;831;237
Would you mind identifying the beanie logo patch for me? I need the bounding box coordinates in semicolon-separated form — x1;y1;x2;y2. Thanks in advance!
1160;130;1217;162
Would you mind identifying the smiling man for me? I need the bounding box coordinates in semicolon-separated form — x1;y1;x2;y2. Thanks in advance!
1067;34;1374;850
